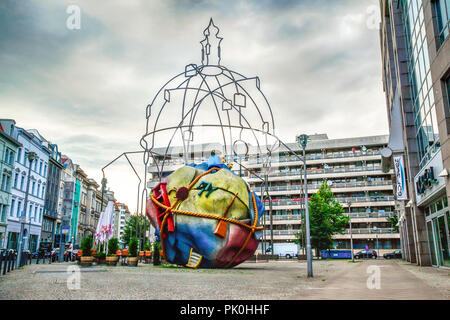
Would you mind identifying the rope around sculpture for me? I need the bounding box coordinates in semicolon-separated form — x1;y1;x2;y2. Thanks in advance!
150;167;263;268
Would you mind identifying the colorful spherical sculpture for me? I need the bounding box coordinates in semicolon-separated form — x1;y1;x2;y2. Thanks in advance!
146;159;264;268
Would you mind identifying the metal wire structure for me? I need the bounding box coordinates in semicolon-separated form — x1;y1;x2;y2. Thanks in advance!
103;18;310;254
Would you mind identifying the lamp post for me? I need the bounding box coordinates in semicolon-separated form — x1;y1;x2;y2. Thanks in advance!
373;226;379;257
347;200;354;262
17;151;36;267
297;134;313;278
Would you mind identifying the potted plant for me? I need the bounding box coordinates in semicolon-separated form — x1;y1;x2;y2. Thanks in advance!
80;237;93;267
127;237;139;266
153;241;161;266
106;238;119;266
97;251;106;264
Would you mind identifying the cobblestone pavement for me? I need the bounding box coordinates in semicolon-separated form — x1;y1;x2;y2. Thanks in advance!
0;259;448;300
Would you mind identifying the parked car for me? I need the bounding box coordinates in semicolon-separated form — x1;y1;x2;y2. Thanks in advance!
383;250;402;259
354;249;377;259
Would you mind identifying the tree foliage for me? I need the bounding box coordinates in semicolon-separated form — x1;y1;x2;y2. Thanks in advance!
303;181;349;256
387;212;399;233
121;214;150;248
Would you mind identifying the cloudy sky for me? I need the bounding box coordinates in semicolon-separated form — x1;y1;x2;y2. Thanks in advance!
0;0;388;213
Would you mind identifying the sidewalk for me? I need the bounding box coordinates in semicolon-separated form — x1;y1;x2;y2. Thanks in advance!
292;259;449;300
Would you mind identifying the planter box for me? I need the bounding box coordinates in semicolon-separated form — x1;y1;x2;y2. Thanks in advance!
127;257;138;267
106;256;119;266
80;256;93;267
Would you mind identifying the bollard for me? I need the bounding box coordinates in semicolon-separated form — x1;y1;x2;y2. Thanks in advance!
0;252;4;275
2;253;7;275
7;252;12;272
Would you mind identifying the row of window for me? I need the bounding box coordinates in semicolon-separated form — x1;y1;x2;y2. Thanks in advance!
12;173;46;199
9;198;43;224
3;147;15;166
16;148;48;178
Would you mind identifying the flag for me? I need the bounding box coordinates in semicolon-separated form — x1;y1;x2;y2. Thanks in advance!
95;201;115;244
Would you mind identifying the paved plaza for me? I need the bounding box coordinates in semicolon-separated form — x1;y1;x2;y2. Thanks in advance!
0;259;448;300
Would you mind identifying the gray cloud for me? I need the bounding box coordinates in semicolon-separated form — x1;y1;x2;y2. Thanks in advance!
0;0;387;211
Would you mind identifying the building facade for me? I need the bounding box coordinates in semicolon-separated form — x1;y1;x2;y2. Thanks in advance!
27;130;64;248
146;134;400;256
380;0;450;267
6;127;50;252
55;156;76;247
0;120;21;249
114;202;131;247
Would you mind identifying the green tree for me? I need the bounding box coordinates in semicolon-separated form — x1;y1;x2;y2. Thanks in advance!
107;238;119;256
80;237;93;257
387;212;399;232
307;181;349;257
121;214;150;249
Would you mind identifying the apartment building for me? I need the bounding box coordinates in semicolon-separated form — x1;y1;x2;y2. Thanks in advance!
0;120;21;249
6;126;50;252
380;0;450;267
146;134;400;256
114;202;131;247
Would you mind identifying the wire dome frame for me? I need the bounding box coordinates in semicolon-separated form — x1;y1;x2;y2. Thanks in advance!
139;18;285;180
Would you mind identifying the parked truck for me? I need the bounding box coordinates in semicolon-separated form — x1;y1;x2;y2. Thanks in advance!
265;243;299;259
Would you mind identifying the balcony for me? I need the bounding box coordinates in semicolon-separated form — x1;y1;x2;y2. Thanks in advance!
261;215;302;221
251;165;383;178
254;180;393;193
342;228;397;234
146;151;382;172
246;151;380;165
263;196;394;208
263;229;300;236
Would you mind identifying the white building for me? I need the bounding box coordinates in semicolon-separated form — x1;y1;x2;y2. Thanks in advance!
114;202;130;247
6;127;50;252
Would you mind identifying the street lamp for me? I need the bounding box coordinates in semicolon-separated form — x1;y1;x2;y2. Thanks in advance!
297;134;313;278
373;226;379;256
17;151;36;267
347;200;354;262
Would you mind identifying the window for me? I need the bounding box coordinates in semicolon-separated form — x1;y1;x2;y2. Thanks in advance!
16;148;22;163
16;201;22;217
435;0;450;45
8;149;14;165
32;181;36;196
13;173;18;188
34;206;37;221
0;204;6;223
39;161;43;175
0;174;5;191
20;175;25;190
37;183;41;198
44;164;47;177
10;199;15;217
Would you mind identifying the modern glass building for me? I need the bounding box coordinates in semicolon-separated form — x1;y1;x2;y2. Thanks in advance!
380;0;450;267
